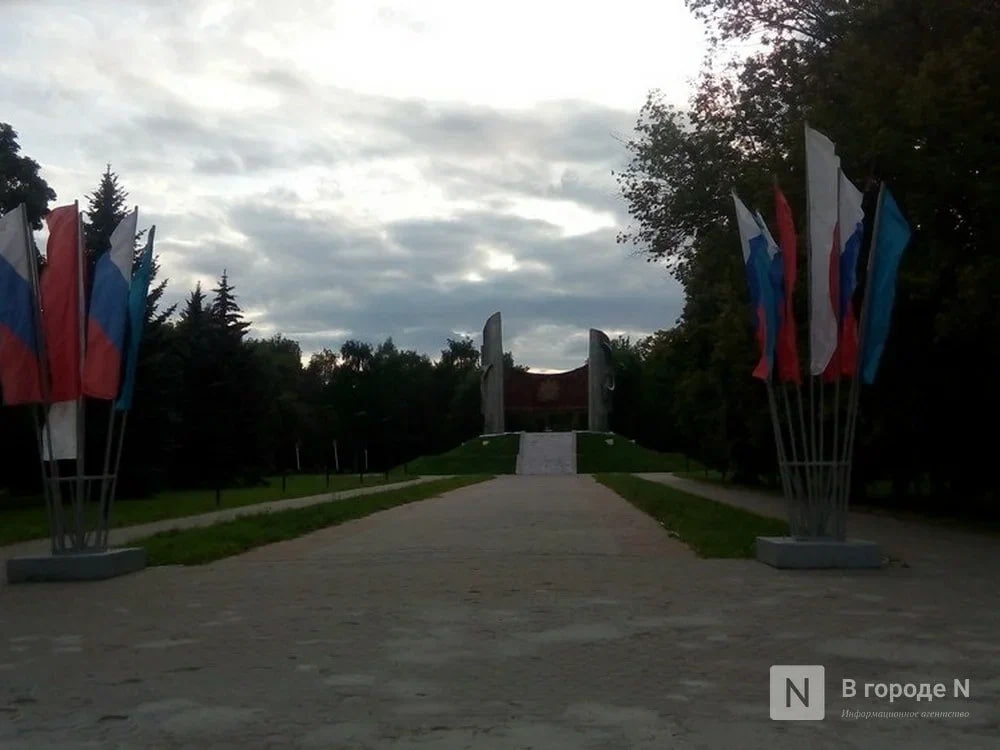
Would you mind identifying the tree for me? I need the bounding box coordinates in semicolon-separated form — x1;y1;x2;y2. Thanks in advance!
81;165;173;325
305;348;339;387
615;0;1000;506
210;269;251;341
84;164;130;256
179;282;207;327
439;337;479;369
0;123;56;229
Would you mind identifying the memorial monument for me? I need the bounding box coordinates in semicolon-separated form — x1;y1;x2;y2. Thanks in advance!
478;314;613;434
587;328;614;432
480;311;504;434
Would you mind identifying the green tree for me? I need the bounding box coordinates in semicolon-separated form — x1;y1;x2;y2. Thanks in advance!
84;164;130;256
0;122;56;229
210;269;251;342
616;0;1000;506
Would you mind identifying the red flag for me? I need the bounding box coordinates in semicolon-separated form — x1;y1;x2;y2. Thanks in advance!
40;205;83;402
774;184;801;384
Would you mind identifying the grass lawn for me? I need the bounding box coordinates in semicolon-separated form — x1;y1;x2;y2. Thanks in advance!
674;470;782;493
672;472;1000;535
0;473;401;547
577;432;697;473
404;433;520;475
596;473;788;557
136;475;492;566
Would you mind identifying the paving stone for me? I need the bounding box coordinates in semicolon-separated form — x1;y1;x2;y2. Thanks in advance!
0;475;995;748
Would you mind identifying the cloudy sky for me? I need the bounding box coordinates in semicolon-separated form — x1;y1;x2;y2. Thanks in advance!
3;0;706;371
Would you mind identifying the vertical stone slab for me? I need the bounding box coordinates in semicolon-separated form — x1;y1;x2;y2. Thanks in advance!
588;329;614;432
480;312;505;434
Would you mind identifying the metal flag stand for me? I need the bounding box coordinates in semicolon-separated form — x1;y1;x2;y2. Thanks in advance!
6;206;149;583
753;133;893;569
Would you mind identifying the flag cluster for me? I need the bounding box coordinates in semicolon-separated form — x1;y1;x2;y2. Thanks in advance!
732;124;912;385
0;202;156;411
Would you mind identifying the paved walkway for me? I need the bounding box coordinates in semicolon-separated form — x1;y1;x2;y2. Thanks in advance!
516;431;577;475
1;475;997;748
1;476;443;581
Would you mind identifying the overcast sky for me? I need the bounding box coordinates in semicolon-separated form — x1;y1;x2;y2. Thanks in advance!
3;0;706;371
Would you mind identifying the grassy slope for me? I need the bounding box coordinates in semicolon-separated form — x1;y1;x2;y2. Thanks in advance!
672;472;1000;536
137;475;491;565
0;473;397;546
596;473;788;557
576;432;695;473
405;433;520;475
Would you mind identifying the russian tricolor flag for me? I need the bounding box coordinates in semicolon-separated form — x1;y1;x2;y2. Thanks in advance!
733;192;783;380
82;208;137;400
830;171;865;379
0;205;44;405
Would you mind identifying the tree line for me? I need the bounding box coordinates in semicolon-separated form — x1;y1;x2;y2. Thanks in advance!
0;137;496;497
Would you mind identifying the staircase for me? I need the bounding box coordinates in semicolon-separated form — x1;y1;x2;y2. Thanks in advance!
515;432;577;475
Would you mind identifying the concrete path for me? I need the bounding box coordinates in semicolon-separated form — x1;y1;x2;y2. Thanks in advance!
1;476;444;581
1;475;997;749
516;431;577;474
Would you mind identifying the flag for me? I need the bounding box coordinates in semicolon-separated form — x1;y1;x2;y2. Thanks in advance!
82;208;137;400
860;187;911;384
41;400;78;461
824;170;865;380
115;226;155;412
773;183;801;384
0;204;44;405
805;125;840;375
732;192;782;380
40;204;83;402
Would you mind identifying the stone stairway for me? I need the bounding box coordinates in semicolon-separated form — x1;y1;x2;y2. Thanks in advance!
515;432;577;475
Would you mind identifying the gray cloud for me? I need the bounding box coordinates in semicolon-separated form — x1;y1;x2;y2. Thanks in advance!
159;197;683;371
3;0;690;371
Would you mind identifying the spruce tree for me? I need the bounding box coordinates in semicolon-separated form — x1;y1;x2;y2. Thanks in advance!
179;282;207;326
210;270;250;341
84;164;129;257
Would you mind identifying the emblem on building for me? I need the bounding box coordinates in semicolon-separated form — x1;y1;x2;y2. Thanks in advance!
538;379;560;402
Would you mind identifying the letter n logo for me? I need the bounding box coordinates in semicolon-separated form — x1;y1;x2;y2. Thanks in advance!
770;665;825;720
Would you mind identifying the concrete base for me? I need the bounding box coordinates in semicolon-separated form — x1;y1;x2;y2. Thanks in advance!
6;547;147;583
755;536;882;569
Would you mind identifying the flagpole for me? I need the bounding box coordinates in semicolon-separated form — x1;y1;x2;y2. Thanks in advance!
102;410;129;548
803;123;821;534
765;376;793;523
101;211;144;547
20;203;63;552
829;167;844;536
771;173;808;536
97;404;117;545
66;202;86;549
838;182;886;539
778;384;800;534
